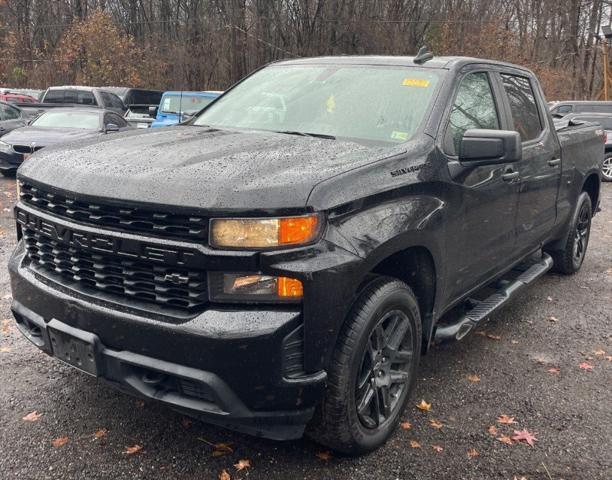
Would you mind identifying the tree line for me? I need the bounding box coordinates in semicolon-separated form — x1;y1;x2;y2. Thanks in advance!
0;0;609;100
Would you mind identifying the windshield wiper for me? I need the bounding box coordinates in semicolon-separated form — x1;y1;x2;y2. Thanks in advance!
275;130;336;140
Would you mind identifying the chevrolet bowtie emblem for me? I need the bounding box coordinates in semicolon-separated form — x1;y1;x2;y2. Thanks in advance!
164;273;189;285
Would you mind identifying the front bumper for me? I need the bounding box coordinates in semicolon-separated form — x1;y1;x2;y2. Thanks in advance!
9;244;327;440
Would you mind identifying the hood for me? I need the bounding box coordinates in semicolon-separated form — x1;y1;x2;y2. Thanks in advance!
3;126;99;148
19;126;398;211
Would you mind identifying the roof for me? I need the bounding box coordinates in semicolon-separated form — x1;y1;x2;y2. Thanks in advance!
37;107;113;115
275;55;534;73
162;91;221;96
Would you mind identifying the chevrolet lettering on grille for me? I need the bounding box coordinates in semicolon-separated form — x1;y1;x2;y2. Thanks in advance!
16;208;197;267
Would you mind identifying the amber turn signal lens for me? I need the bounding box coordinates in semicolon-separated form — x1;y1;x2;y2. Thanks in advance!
277;276;303;297
279;216;319;246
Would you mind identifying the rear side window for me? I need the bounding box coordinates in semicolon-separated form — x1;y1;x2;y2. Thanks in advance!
501;74;543;141
555;105;573;114
445;72;500;155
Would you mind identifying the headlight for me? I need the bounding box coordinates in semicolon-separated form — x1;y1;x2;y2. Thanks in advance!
210;214;321;249
0;141;12;153
208;272;303;303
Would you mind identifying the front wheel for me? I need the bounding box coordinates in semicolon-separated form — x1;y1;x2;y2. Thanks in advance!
307;277;422;455
551;192;592;275
602;153;612;182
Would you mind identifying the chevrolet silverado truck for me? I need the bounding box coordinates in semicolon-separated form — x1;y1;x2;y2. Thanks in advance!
9;54;603;455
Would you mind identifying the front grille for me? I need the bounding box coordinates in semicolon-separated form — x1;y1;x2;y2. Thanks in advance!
20;182;208;242
13;145;43;154
22;225;208;313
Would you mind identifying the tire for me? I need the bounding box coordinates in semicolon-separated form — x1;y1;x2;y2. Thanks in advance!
603;153;612;182
307;277;422;455
551;192;592;275
1;170;16;177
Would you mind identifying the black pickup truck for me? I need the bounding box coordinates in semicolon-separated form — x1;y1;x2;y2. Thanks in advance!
8;55;603;455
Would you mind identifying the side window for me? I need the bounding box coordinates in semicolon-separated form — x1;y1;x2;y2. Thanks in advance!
556;105;572;114
445;72;500;155
44;90;64;103
101;92;122;109
3;104;20;120
78;91;96;106
500;74;543;141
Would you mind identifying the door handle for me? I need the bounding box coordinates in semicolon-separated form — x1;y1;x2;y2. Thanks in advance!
548;158;561;167
502;170;520;182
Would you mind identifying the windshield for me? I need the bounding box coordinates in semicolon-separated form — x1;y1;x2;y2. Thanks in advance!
32;111;100;129
193;64;442;143
160;95;215;115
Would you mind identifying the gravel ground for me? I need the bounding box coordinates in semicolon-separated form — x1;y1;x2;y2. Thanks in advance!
0;177;610;480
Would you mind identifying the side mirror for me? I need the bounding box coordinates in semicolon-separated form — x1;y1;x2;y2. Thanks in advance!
459;129;522;165
148;106;158;118
104;123;120;134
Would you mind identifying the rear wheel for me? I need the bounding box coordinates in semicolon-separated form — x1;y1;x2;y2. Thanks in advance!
551;192;592;275
602;153;612;182
307;277;421;455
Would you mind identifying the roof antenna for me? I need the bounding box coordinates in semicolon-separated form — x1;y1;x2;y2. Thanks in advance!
414;46;434;65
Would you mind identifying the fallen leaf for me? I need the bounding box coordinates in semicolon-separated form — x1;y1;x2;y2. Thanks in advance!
22;411;42;422
212;443;234;457
547;367;560;375
219;469;231;480
429;419;443;429
2;294;11;300
409;440;421;449
94;429;107;439
548;316;559;322
400;421;412;430
123;444;143;455
593;349;606;356
498;435;514;445
497;414;518;425
467;448;480;458
234;459;251;471
606;356;612;362
135;399;145;408
181;418;193;429
475;330;487;336
512;429;538;447
1;319;11;335
0;346;10;353
535;357;546;365
52;437;68;448
511;340;519;345
467;374;481;383
579;362;594;371
316;451;332;461
416;400;431;412
486;334;501;340
487;425;498;436
546;296;553;301
431;445;443;452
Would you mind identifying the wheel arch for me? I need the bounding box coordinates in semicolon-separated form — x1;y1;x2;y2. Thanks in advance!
582;172;601;211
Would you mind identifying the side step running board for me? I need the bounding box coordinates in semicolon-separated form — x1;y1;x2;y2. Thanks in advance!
434;253;553;343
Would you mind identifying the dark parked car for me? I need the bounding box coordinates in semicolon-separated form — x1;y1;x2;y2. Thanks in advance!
0;101;27;138
40;86;127;114
0;108;130;176
550;100;612;117
9;55;603;455
554;112;612;181
103;87;163;107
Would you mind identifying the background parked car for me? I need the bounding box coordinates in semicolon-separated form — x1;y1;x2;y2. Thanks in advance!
150;90;221;127
550;100;612;117
0;101;27;138
0;92;38;104
0;108;132;176
40;86;127;114
103;87;163;107
554;112;612;181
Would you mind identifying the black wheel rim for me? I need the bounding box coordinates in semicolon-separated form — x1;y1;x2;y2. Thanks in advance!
355;309;414;429
573;202;591;264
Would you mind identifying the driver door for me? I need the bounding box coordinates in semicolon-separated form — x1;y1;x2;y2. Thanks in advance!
441;70;521;303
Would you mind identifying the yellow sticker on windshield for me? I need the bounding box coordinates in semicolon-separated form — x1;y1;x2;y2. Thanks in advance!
402;78;430;88
391;131;409;141
326;95;336;113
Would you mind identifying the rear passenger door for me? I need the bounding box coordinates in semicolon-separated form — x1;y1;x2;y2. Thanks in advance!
497;72;561;252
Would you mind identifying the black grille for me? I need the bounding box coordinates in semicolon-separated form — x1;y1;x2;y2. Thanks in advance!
20;182;208;242
22;226;208;313
13;145;43;155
